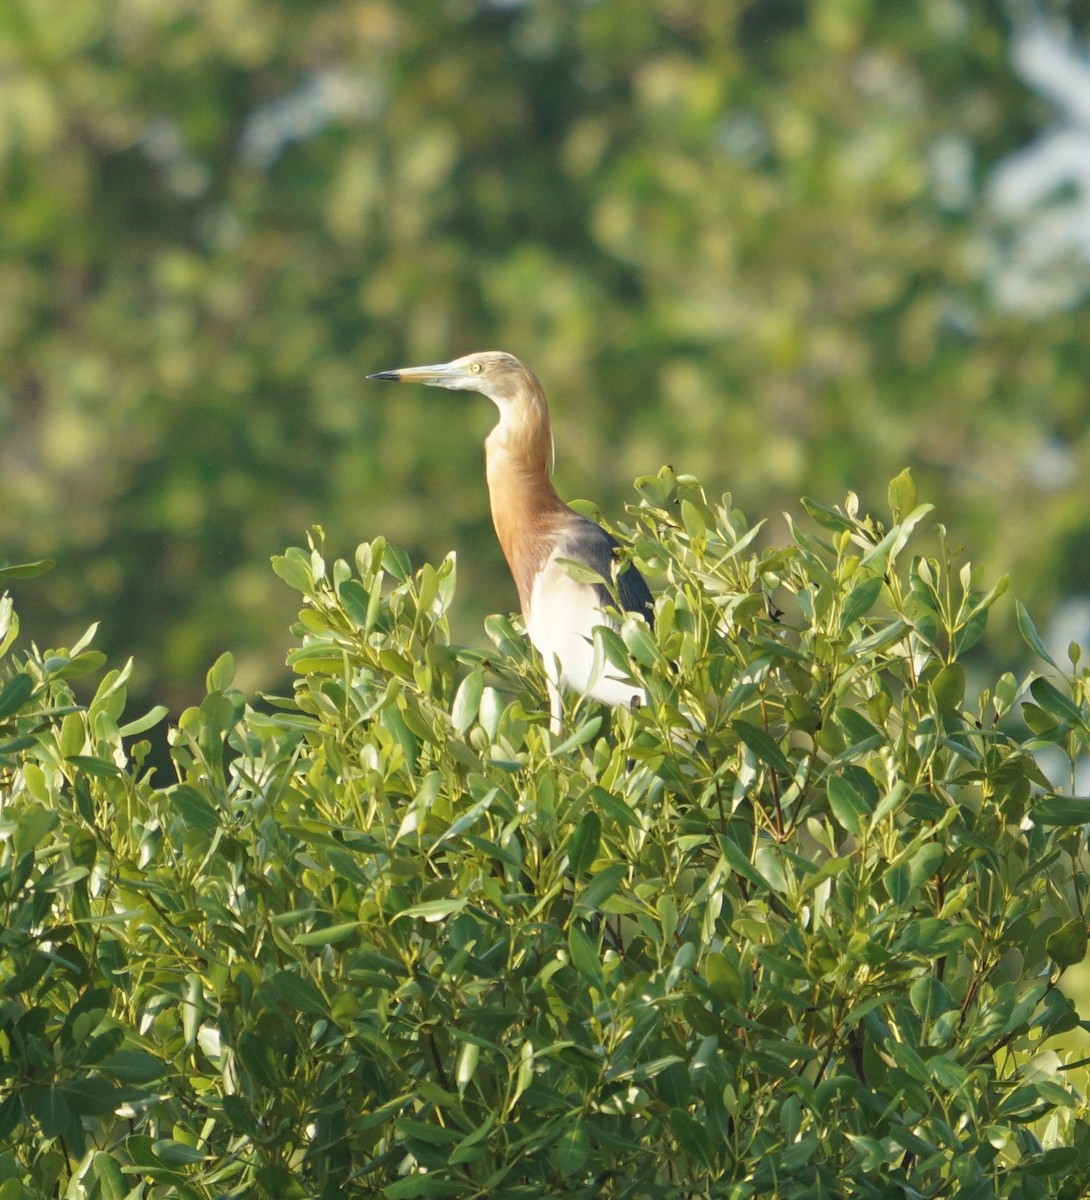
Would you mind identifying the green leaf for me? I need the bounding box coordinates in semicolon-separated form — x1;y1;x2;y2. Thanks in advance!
883;859;907;902
567;811;601;878
170;784;219;834
338;579;371;627
1016;601;1058;668
449;1114;496;1165
293;921;362;947
0;1093;22;1142
30;1087;76;1140
394;1118;461;1147
0;559;54;580
577;863;627;912
993;672;1020;716
66;754;121;778
59;1077;117;1116
222;1095;260;1137
931;663;966;713
887;468;917;518
14;804;59;853
828;775;868;836
268;970;329;1017
568;923;603;989
754;845;789;892
669;1107;714;1168
840;575;883;629
680;498;706;539
417;562;440;613
53;650;107;679
909;842;944;887
395;898;467;922
620;616;658;667
894;918;973;957
456;1040;479;1094
381;543;411;581
863;504;934;569
718;835;765;887
851;618;911;656
734;719;793;775
705;952;744;1003
871;781;909;825
206;650;235;691
1022;702;1059;736
433;789;496;847
97;1050;168;1083
1031;796;1090;827
550;715;602;756
801;498;853;532
961;574;1010;624
151;1140;206;1166
554;556;607;585
271;553;313;594
1046;919;1088;969
1029;677;1086;727
721;517;767;563
0;735;38;757
551;1125;590;1175
953;606;990;655
118;705;169;737
0;673;33;719
909;976;950;1024
451;670;484;735
92;1153;127;1200
591;785;642;829
0;595;18;658
382;1177;461;1199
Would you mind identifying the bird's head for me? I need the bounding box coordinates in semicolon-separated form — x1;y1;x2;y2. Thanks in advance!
368;351;542;415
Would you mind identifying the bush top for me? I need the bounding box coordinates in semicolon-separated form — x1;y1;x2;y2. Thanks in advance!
1;471;1089;1199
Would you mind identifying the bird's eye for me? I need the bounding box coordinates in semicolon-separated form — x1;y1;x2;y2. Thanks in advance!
470;362;483;374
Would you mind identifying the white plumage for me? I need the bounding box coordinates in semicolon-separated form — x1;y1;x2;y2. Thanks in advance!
527;547;645;732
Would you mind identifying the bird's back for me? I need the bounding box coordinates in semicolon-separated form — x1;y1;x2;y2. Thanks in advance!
558;515;654;627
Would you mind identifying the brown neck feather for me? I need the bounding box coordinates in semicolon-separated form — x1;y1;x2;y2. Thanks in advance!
485;382;568;616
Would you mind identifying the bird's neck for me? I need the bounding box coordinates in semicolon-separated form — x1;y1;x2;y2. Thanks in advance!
485;401;567;615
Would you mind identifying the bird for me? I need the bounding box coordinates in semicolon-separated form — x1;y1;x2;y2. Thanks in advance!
368;351;654;734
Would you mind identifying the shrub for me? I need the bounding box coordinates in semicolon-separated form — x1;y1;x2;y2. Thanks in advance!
1;469;1089;1199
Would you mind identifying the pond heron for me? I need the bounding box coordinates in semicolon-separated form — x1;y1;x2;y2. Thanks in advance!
369;351;653;733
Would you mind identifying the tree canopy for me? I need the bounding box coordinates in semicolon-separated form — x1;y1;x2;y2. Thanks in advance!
2;476;1089;1196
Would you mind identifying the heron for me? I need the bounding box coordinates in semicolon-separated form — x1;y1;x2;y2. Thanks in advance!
368;351;653;734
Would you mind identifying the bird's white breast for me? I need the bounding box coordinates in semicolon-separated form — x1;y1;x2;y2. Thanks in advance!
525;550;644;709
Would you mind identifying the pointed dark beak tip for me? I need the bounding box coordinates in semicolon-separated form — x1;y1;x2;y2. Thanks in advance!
368;370;401;381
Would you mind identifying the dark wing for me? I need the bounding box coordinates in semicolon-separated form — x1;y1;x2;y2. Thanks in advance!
563;516;655;629
615;555;655;628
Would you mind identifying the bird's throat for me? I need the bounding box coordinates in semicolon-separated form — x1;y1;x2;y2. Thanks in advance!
485;422;567;616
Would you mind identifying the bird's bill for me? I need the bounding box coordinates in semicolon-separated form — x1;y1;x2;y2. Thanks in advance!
367;359;474;390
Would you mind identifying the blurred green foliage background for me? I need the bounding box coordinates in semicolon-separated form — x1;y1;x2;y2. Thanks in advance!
2;0;1090;715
